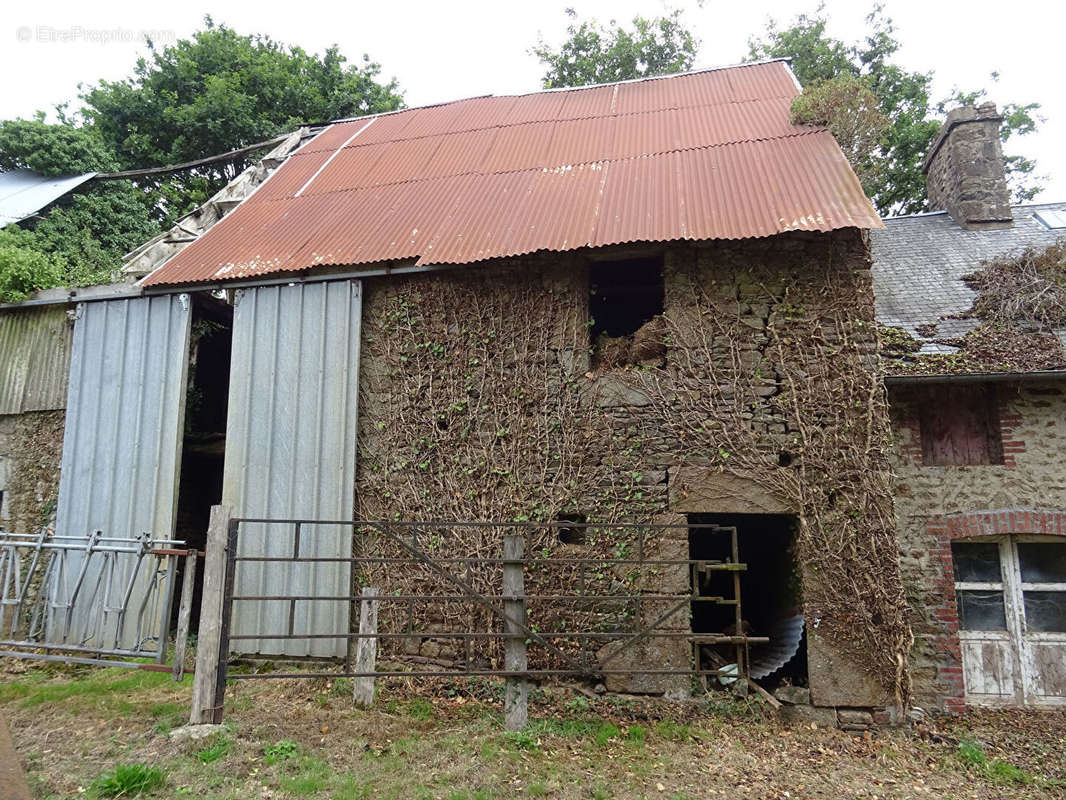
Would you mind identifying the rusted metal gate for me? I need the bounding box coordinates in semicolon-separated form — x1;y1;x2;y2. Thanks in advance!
194;514;763;723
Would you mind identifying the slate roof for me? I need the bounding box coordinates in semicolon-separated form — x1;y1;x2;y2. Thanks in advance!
870;203;1066;354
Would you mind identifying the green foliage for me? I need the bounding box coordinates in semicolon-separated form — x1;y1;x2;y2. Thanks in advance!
264;739;299;765
748;5;1042;213
195;734;231;763
80;17;404;218
955;736;1035;785
0;119;161;293
90;763;165;797
956;736;986;766
0;226;65;302
533;8;698;88
790;73;889;198
0;118;119;175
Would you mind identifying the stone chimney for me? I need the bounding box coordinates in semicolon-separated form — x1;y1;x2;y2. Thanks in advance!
923;102;1013;229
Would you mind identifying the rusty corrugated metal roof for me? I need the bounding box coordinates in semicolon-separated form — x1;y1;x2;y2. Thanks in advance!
142;61;882;287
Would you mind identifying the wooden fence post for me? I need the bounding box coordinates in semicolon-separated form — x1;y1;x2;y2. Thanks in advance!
503;534;528;731
172;552;198;681
352;587;379;707
189;505;231;725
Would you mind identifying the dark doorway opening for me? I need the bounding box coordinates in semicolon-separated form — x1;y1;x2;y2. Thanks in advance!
172;293;233;632
688;513;806;688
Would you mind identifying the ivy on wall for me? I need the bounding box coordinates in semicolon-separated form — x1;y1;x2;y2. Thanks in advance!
353;234;912;703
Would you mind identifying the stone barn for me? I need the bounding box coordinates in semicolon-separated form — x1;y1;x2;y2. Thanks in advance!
4;61;911;724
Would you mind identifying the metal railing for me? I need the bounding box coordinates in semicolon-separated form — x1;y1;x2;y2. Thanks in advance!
0;529;195;671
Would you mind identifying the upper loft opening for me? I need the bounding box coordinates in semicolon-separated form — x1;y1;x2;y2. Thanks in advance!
589;256;665;369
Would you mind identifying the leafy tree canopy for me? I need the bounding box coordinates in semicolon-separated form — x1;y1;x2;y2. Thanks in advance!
79;17;404;217
749;5;1042;214
0;19;403;299
533;8;698;88
0;120;160;295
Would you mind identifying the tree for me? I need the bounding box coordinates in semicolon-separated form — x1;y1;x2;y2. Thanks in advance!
0;119;161;291
790;74;889;199
749;5;1042;214
80;18;404;218
0;20;403;298
533;8;698;88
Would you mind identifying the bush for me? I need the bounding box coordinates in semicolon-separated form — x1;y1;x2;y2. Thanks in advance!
0;227;65;302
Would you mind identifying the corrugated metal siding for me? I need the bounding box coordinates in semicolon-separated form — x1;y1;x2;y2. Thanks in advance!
0;305;73;414
142;61;882;288
223;280;362;658
51;294;192;648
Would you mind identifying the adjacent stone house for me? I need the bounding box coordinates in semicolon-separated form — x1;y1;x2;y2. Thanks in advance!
872;103;1066;711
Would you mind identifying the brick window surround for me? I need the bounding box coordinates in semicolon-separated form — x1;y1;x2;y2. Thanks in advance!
894;389;1025;467
925;509;1066;712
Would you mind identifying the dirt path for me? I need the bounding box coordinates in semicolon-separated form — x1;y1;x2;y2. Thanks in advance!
0;712;32;800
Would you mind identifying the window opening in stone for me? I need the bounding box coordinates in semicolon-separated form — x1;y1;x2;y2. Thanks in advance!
687;513;806;692
556;513;588;545
589;256;665;369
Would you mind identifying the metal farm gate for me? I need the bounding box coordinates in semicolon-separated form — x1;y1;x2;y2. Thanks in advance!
191;514;765;725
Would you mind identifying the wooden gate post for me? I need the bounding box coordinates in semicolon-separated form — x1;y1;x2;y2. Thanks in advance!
352;587;380;707
503;534;528;731
189;505;232;724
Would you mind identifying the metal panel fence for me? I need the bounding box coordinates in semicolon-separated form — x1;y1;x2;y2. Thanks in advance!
222;281;362;659
0;530;188;667
0;304;72;414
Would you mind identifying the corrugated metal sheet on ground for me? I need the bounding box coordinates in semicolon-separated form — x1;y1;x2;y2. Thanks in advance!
222;280;362;658
51;294;192;649
0;305;72;414
142;61;882;288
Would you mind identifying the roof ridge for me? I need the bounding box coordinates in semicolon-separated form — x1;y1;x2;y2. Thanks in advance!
276;128;829;202
327;59;795;127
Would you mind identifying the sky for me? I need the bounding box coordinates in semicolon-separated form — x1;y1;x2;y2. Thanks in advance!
3;0;1064;205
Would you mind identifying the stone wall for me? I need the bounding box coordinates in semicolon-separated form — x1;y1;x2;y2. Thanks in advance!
0;411;65;533
923;103;1012;230
355;229;904;708
888;381;1066;711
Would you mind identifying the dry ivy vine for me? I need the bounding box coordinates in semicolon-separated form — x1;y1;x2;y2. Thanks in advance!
355;263;660;670
353;238;912;703
633;234;912;704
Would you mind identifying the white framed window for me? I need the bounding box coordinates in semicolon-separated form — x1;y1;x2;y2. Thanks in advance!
952;536;1066;706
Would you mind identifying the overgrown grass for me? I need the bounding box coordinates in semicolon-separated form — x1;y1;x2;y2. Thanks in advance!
91;763;165;797
0;667;174;714
955;736;1036;786
195;734;230;764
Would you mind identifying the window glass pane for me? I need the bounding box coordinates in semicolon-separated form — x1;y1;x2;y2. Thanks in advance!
957;590;1007;630
1018;543;1066;584
952;541;1002;583
1023;591;1066;633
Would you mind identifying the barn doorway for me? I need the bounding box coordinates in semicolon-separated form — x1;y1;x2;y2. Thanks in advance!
172;293;233;631
688;513;806;688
